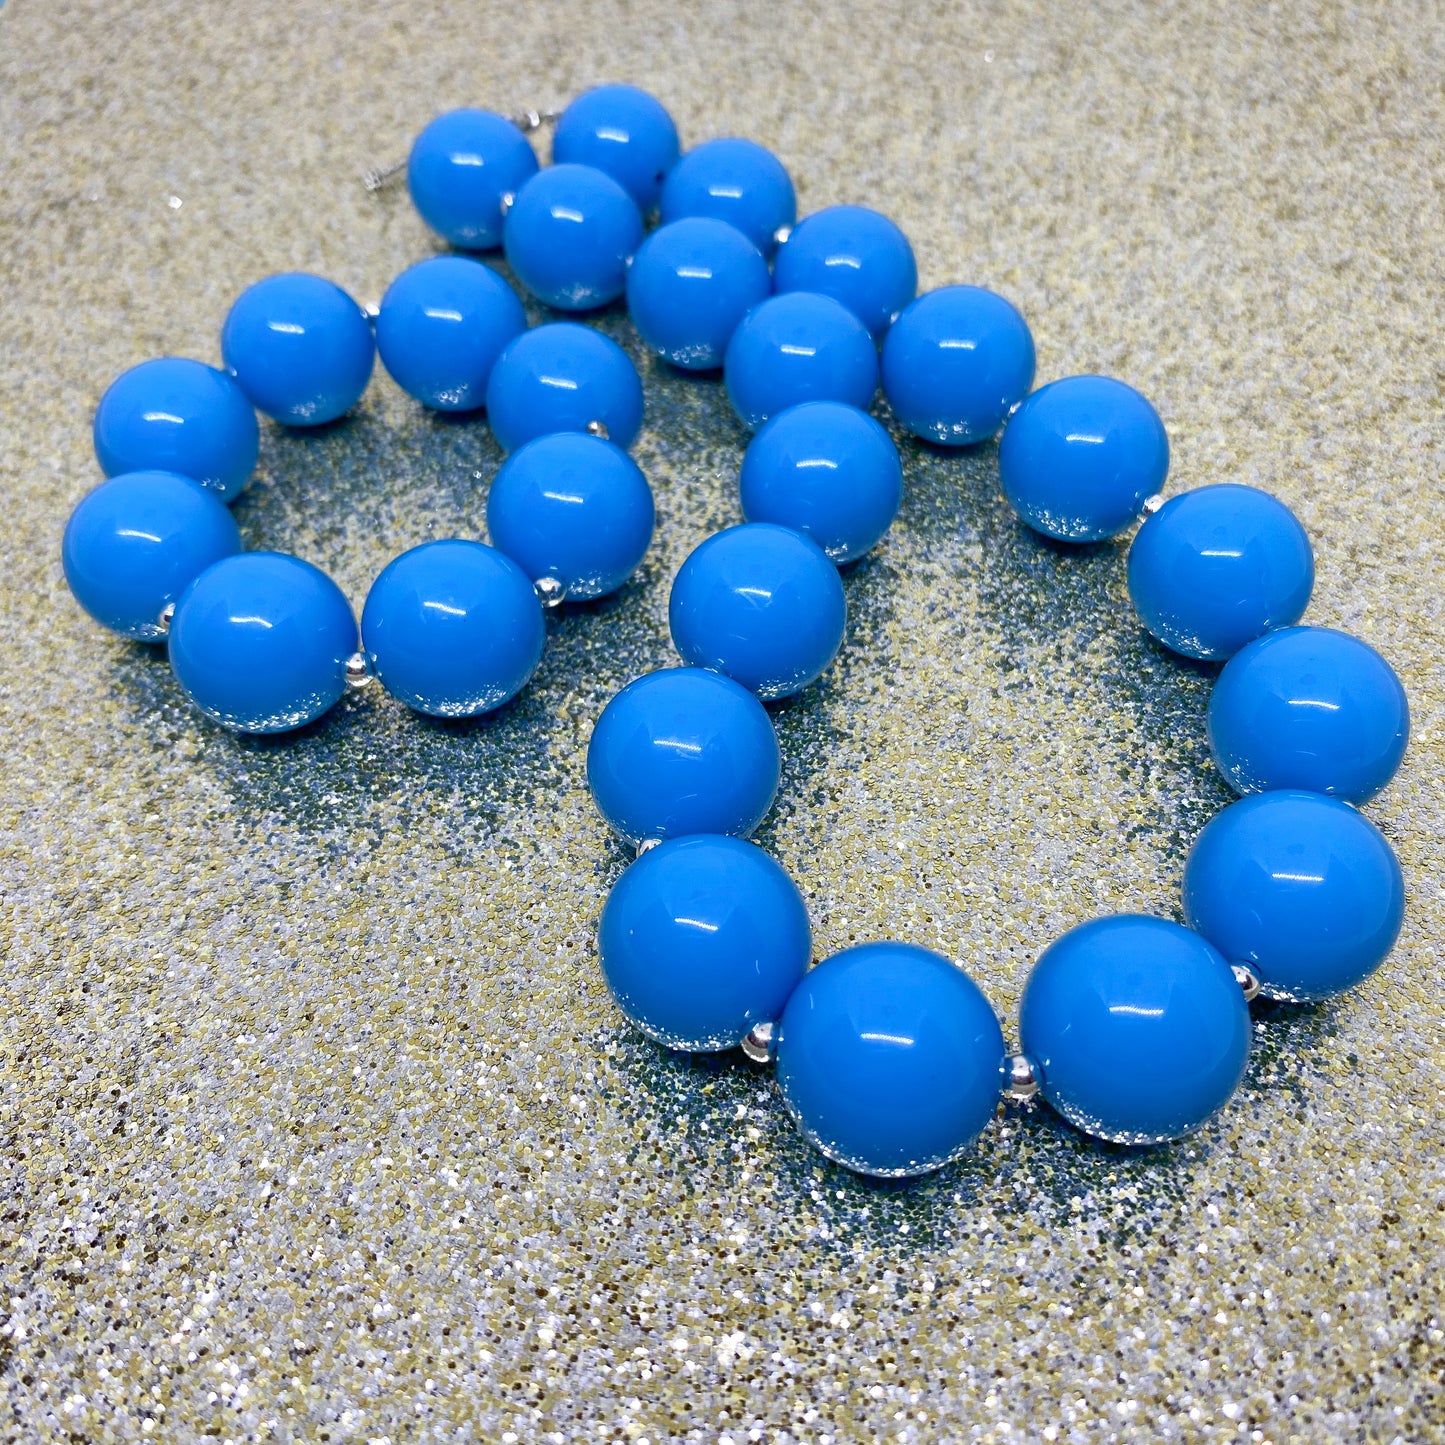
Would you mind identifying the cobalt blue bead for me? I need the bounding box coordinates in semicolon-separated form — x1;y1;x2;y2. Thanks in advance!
62;471;242;641
375;257;526;411
93;358;259;502
587;667;780;845
659;137;796;257
1018;915;1251;1145
598;834;811;1051
626;217;771;370
739;400;903;563
1183;790;1405;1002
169;552;357;733
360;540;544;717
552;84;680;212
773;205;917;337
669;523;847;699
1128;484;1314;658
221;273;375;427
407;108;539;250
775;942;1006;1178
1207;626;1410;803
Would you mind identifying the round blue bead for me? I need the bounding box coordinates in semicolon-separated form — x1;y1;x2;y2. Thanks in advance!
773;205;917;337
999;375;1170;541
1018;915;1251;1145
62;471;242;641
360;540;544;717
626;217;771;370
407;108;539;250
598;834;811;1051
487;432;654;600
669;523;847;699
739;400;903;563
169;552;357;733
1127;484;1313;658
552;84;680;213
1207;626;1410;803
775;942;1006;1178
587;667;780;845
1183;790;1405;1002
221;273;375;427
375;257;526;412
659;137;796;257
92;358;259;503
724;291;878;431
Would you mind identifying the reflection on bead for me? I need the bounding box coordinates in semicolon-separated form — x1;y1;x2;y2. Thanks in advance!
660;137;797;257
553;84;680;212
407;109;539;250
773;204;917;337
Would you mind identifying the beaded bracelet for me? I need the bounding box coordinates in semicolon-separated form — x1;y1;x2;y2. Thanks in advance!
62;83;1411;1181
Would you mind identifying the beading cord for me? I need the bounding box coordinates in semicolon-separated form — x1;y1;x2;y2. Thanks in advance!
62;84;1410;1181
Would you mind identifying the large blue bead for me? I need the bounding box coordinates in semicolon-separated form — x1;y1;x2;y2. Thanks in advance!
360;540;544;717
1127;484;1313;658
1018;915;1251;1144
739;400;903;563
773;205;917;337
626;217;771;370
62;471;242;641
169;552;357;733
375;257;526;412
659;137;796;258
552;84;680;213
598;834;811;1051
92;358;259;503
775;942;1006;1178
587;667;780;844
1183;790;1405;1002
669;523;846;699
407;109;539;250
1207;626;1410;803
487;432;654;600
221;273;375;427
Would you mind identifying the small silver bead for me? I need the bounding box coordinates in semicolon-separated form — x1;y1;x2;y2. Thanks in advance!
772;223;793;248
1232;962;1262;1001
1141;493;1166;516
534;576;567;609
1004;1053;1040;1102
344;651;374;689
585;419;610;440
156;601;176;636
741;1020;778;1065
635;837;661;858
499;190;516;217
361;301;380;322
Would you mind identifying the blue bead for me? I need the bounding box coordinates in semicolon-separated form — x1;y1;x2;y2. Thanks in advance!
552;84;680;212
62;471;242;641
169;552;357;733
587;667;780;844
360;540;544;717
999;375;1170;541
1018;915;1251;1144
485;322;644;453
1183;790;1405;1002
1128;484;1313;658
669;523;847;699
775;942;1006;1178
221;273;375;427
598;835;811;1050
502;163;643;311
881;285;1036;446
487;432;654;600
739;400;902;563
724;292;878;431
773;205;917;337
659;138;796;258
92;358;259;503
626;218;771;370
1207;626;1410;803
375;257;526;411
407;108;539;250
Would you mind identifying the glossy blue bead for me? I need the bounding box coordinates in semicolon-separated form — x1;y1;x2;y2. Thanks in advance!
1018;915;1251;1145
93;358;259;503
375;257;526;411
169;552;357;733
775;942;1006;1178
407;108;539;250
1183;790;1405;1002
724;292;878;431
552;84;680;212
659;137;796;257
587;667;780;845
598;834;811;1051
1128;484;1313;658
360;540;544;717
1207;626;1410;803
487;432;654;600
626;218;771;370
669;523;847;699
221;273;375;427
62;471;242;641
773;205;917;337
485;322;644;453
739;401;903;563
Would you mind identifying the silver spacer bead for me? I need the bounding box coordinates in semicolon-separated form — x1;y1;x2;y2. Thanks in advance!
156;601;176;637
361;159;406;193
741;1020;778;1065
773;223;793;248
499;190;516;217
635;836;661;858
534;576;567;609
1003;1053;1040;1102
361;301;380;322
1141;493;1166;516
585;419;610;440
344;651;374;689
1232;963;1262;1002
511;108;559;133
